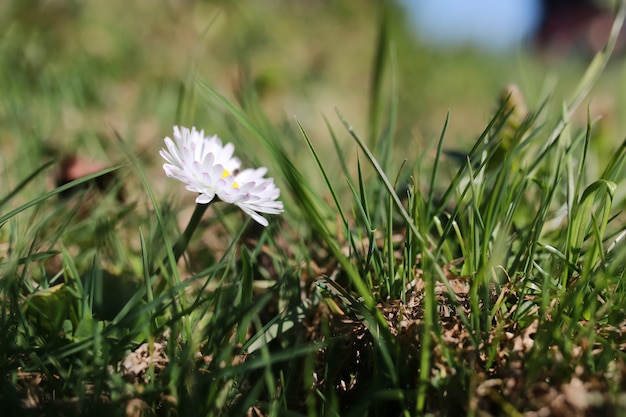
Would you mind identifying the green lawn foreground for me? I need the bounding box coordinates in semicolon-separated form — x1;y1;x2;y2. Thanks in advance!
2;1;626;416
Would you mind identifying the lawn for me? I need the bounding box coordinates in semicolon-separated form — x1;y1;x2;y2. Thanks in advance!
2;1;626;416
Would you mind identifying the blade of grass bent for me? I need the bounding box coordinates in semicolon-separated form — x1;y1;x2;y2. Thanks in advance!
338;112;431;250
0;165;123;225
297;118;349;231
0;159;55;210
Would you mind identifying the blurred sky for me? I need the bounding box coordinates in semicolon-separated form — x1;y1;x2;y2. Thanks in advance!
400;0;542;51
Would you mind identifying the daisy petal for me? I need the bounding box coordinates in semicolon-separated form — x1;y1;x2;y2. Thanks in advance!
160;125;284;226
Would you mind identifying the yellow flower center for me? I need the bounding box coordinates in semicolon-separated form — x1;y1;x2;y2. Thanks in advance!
222;169;239;188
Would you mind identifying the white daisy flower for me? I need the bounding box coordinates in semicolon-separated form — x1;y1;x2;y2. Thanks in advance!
160;126;284;226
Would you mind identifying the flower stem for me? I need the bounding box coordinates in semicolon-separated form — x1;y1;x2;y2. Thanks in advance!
155;202;210;276
171;202;210;263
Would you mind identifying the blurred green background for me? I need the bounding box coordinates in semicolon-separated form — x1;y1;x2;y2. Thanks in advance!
1;0;625;190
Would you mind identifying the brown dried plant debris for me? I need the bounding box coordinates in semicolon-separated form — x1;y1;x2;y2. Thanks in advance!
305;257;626;416
121;342;169;385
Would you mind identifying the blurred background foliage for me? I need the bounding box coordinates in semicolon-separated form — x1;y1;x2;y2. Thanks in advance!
3;0;626;180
